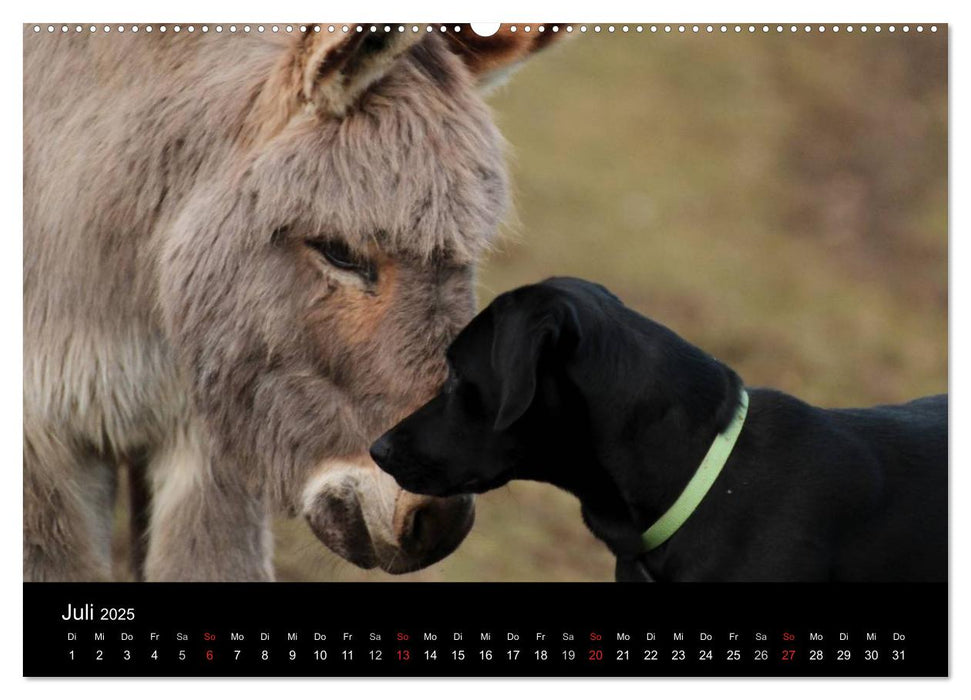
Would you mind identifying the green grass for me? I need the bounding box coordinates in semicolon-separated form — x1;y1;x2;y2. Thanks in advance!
119;31;949;582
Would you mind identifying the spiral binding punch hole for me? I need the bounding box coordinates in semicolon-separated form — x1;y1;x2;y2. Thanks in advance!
30;23;940;36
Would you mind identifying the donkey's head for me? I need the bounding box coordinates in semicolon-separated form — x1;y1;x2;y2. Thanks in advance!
161;26;557;573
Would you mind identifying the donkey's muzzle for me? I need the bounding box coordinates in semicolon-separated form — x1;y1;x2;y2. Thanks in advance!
390;491;475;571
302;456;474;574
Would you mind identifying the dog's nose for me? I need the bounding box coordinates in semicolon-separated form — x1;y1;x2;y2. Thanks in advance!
369;434;393;466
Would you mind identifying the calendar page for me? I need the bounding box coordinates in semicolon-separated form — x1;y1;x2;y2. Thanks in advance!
22;20;947;678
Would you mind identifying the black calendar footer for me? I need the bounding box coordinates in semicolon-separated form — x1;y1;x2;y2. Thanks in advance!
24;582;947;677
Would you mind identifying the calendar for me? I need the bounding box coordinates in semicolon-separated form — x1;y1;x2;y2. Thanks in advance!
24;584;945;676
22;20;948;681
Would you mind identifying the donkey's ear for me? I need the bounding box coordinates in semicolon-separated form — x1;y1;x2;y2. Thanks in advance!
295;27;422;116
444;25;563;92
490;298;581;431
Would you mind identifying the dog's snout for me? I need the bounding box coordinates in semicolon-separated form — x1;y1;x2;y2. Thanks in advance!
369;434;393;466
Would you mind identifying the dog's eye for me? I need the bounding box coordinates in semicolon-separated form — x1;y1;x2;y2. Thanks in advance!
306;238;377;284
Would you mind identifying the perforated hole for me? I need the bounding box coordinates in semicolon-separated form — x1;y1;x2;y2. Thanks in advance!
26;21;941;37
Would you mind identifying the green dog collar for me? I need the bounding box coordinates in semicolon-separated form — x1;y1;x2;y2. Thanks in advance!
640;388;749;552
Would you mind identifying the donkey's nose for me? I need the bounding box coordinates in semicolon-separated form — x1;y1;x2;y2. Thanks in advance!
393;492;475;560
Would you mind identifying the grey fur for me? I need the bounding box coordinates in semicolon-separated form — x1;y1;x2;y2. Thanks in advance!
24;28;512;581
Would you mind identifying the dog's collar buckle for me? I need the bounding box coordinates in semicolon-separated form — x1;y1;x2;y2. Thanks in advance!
640;388;750;552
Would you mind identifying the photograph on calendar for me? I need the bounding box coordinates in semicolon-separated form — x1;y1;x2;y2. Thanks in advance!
24;23;946;587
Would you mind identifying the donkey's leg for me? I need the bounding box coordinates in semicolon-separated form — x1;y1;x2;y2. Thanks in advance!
23;432;117;581
144;424;274;581
126;451;152;582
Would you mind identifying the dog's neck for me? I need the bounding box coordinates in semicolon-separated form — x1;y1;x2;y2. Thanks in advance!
579;413;729;571
519;314;745;580
547;364;744;581
524;397;741;582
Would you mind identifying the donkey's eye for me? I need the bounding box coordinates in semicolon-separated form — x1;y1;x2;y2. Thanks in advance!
306;239;377;284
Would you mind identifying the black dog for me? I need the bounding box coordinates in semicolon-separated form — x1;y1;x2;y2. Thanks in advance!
370;277;947;582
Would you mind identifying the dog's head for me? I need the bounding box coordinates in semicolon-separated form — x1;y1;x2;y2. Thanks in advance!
369;277;598;496
370;277;743;501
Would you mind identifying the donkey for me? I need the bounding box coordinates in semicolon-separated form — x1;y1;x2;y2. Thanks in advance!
23;24;556;581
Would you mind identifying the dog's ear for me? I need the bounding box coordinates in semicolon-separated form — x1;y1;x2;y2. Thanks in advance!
490;300;581;431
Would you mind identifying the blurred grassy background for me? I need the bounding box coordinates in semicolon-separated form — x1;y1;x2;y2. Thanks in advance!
271;29;947;582
116;29;949;582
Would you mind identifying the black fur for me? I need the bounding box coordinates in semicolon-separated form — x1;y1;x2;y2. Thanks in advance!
370;277;947;582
